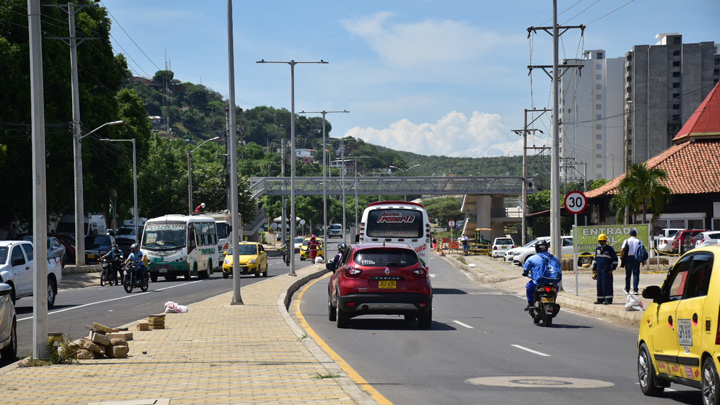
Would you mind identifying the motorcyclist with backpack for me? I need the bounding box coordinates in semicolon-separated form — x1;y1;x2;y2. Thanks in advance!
522;240;562;311
100;243;124;285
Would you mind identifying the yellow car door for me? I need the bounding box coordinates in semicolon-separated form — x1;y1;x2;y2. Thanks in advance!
674;251;714;382
650;255;694;378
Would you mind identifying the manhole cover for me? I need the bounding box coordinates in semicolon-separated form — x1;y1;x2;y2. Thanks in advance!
466;376;614;389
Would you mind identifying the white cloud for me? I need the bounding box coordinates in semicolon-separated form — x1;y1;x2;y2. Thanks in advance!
344;111;525;157
342;12;524;67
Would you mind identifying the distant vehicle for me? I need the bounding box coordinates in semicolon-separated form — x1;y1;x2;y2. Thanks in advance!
20;235;66;266
56;214;107;238
49;233;75;264
300;237;325;261
222;242;268;278
141;215;218;282
293;236;305;252
359;201;431;269
0;283;16;360
0;240;63;307
673;229;707;254
505;240;534;262
491;237;515;259
512;236;575;266
84;234;117;263
328;224;343;239
695;231;720;248
113;226;141;253
327;243;432;329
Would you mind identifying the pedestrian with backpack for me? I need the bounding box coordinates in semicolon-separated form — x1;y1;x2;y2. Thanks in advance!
522;240;562;311
593;234;618;305
620;229;645;295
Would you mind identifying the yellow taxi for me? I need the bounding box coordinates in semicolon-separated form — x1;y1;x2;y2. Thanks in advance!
222;242;268;278
637;245;720;403
299;237;325;261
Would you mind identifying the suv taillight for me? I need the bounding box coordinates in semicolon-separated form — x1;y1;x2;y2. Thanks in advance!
412;267;427;278
344;266;362;278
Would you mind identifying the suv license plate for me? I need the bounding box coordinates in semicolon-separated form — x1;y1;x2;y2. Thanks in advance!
541;297;555;303
379;280;396;289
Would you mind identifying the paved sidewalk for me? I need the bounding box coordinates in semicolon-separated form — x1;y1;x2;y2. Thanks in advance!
2;265;376;405
440;251;670;326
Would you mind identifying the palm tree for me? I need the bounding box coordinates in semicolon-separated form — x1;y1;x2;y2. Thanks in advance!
610;163;671;224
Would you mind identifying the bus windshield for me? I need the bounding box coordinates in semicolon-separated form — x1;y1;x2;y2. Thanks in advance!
366;209;423;238
142;222;186;251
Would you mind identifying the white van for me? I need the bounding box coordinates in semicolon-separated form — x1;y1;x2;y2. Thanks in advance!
56;214;107;237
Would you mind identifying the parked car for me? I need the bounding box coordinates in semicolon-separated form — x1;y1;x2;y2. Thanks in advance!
0;282;16;361
695;230;720;248
328;224;343;239
512;236;575;266
0;240;63;307
221;242;268;278
505;240;535;262
84;234;116;263
673;229;706;254
637;245;720;402
49;233;75;264
653;228;684;252
327;243;432;329
292;236;305;252
113;226;141;253
20;235;66;266
491;237;515;258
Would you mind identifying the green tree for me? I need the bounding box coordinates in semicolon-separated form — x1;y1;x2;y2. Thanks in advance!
610;163;670;224
423;197;462;225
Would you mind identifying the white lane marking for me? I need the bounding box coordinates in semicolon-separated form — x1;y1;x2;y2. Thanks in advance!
430;274;437;278
453;320;474;329
19;280;203;322
512;344;551;357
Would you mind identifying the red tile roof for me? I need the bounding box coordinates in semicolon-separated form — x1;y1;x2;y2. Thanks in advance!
673;82;720;143
585;141;720;198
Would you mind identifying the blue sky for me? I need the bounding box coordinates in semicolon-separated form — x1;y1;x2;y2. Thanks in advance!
101;0;719;158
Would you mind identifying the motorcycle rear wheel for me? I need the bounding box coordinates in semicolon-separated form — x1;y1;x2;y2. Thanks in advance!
123;274;133;293
100;271;106;286
141;276;149;292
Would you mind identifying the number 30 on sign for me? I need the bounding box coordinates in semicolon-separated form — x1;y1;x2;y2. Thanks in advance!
564;191;587;215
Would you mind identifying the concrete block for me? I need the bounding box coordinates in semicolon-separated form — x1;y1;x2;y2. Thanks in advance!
112;345;129;358
107;332;133;341
92;332;111;347
76;349;94;360
110;338;128;347
91;322;116;334
136;321;150;331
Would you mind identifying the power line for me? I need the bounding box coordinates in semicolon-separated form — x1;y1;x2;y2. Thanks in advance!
99;0;162;71
587;0;636;25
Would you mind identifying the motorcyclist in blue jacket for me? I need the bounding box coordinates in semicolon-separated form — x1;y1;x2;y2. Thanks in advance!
125;243;147;283
522;240;561;311
100;243;124;284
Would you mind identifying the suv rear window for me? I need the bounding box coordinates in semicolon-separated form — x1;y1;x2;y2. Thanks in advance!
354;248;419;267
495;238;514;245
366;209;423;238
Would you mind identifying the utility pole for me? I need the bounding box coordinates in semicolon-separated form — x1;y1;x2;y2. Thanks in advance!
281;140;287;243
513;108;550;245
47;2;98;266
527;5;584;257
227;0;242;304
29;0;49;360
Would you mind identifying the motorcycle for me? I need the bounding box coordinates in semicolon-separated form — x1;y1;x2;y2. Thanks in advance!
100;258;115;286
282;244;290;267
528;282;561;327
123;261;149;293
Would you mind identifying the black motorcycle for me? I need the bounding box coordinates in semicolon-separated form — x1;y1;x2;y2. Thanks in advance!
100;258;115;286
528;283;561;327
123;261;149;293
282;244;290;267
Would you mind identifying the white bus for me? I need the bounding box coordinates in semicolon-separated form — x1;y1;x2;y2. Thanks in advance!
359;201;432;268
141;215;218;282
206;213;233;267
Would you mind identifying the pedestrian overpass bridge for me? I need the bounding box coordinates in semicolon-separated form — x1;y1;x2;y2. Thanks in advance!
250;176;534;239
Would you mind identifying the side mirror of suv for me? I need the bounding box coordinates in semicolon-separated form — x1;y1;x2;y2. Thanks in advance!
642;285;662;302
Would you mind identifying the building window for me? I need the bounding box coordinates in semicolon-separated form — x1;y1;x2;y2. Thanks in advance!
597;52;604;59
596;84;602;90
673;93;680;99
673;50;681;56
714;69;719;75
596;114;602;120
596;154;602;159
596;63;602;70
673;37;681;44
596;74;602;80
673;82;681;88
672;72;681;77
673;104;680;110
596;124;602;130
673;61;681;67
596;164;602;168
596;104;602;109
672;114;681;121
596;94;602;100
596;134;602;140
596;144;602;150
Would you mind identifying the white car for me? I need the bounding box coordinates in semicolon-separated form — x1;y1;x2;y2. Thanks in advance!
491;237;516;258
0;240;63;307
328;224;343;239
505;240;535;262
512;236;575;266
695;231;720;248
0;283;16;360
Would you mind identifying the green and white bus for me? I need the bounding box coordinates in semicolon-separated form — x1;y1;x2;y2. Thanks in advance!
141;215;218;282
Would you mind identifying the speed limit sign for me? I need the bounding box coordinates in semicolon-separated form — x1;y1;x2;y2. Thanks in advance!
564;191;588;215
448;220;456;228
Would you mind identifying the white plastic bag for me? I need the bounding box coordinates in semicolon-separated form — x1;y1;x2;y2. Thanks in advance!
164;301;189;313
315;256;324;264
624;294;644;312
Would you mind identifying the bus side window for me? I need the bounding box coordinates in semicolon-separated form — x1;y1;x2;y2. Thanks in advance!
188;227;196;253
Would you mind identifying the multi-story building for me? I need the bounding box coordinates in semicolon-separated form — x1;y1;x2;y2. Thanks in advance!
624;33;719;167
559;50;625;180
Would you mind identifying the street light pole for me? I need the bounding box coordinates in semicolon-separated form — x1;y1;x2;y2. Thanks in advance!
257;59;328;276
187;136;220;214
299;110;349;244
100;138;137;243
75;120;124;265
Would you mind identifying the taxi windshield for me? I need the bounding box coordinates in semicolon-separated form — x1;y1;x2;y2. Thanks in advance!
227;245;258;255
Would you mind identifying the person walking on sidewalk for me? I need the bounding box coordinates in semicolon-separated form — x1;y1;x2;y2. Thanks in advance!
460;234;469;256
620;229;643;295
593;234;618;305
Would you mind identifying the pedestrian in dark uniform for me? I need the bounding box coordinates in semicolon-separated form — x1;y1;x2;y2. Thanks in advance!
593;233;618;305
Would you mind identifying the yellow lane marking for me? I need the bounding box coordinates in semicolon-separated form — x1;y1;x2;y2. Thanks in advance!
295;274;395;405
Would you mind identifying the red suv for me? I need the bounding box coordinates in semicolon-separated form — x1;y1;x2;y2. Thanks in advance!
327;243;433;329
672;229;706;253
